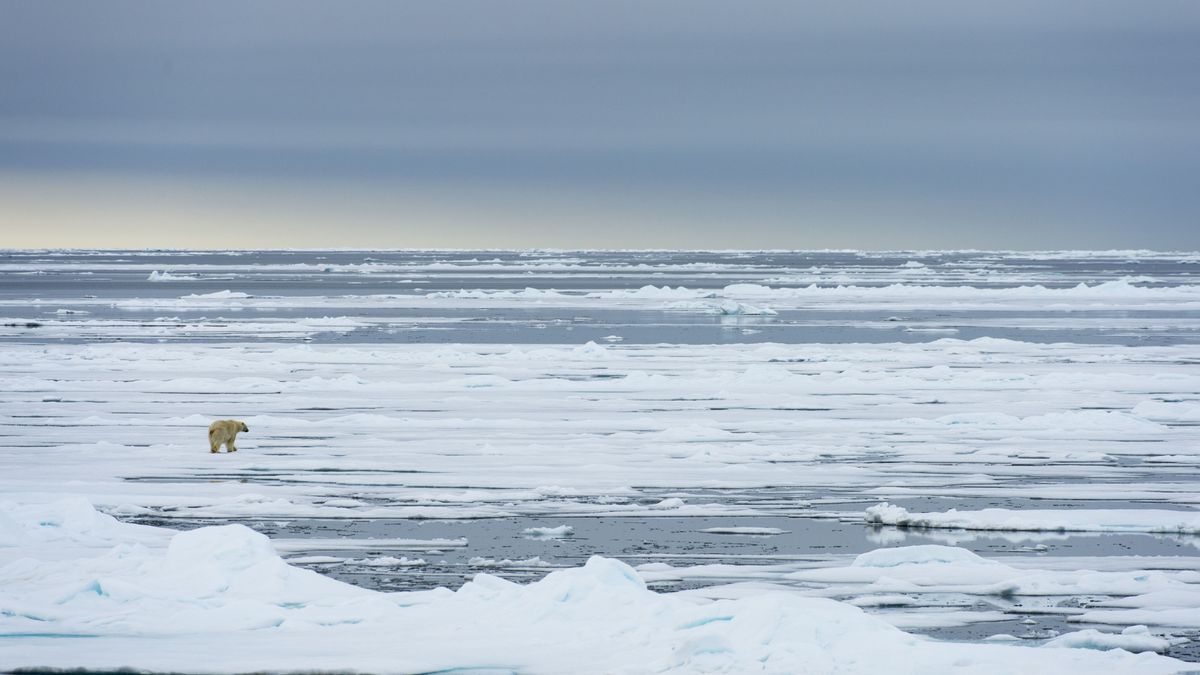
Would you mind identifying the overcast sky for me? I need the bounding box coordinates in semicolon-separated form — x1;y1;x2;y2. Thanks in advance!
2;1;1198;249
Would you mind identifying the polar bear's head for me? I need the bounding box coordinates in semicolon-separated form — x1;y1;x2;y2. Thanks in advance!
240;421;249;432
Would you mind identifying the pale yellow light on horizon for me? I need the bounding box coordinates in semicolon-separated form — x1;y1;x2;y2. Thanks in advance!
0;173;551;249
0;172;1007;250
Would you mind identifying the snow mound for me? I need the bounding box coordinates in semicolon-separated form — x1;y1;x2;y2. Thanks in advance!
0;497;164;550
852;545;993;568
164;523;277;573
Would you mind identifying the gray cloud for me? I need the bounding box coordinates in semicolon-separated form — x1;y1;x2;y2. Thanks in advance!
1;1;1198;248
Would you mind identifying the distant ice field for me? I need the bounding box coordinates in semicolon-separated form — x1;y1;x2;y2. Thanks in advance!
4;249;1200;345
2;249;1199;672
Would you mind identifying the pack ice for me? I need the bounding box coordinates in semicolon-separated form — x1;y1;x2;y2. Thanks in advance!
2;249;1199;673
0;500;1189;674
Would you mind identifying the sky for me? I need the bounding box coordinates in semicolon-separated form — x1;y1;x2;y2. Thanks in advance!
1;1;1198;250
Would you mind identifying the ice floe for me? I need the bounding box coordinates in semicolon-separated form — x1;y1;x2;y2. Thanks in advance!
701;526;789;535
522;525;574;539
865;504;1200;535
1046;626;1187;653
147;270;196;281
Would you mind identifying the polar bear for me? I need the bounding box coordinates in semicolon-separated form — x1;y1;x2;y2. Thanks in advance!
208;419;249;453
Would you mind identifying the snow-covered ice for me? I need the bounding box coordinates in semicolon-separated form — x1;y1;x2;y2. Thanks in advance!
1046;626;1187;653
865;504;1200;535
702;526;789;535
522;524;574;538
2;249;1199;672
0;500;1190;674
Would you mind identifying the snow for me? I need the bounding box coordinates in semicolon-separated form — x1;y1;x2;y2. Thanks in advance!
0;501;1189;674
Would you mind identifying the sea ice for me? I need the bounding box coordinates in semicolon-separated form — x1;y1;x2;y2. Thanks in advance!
1045;626;1186;653
0;501;1189;674
865;503;1200;534
701;526;788;535
147;270;195;281
4;250;1200;671
522;525;574;538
